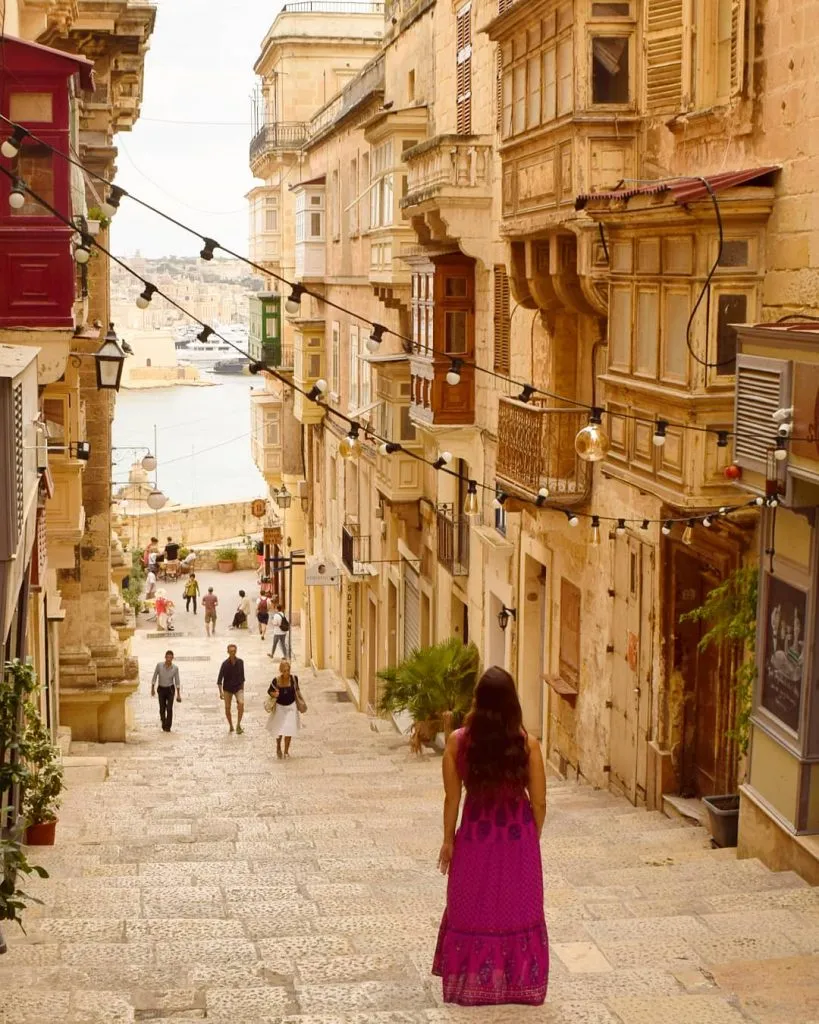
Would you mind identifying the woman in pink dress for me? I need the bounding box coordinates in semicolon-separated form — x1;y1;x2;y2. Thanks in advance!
433;666;548;1006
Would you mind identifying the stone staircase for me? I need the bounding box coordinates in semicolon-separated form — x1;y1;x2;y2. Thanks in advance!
0;638;817;1023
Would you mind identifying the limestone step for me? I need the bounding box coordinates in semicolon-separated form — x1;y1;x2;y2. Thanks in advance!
60;755;109;785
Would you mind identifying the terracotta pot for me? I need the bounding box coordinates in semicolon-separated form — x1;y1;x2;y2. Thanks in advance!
25;820;57;846
217;560;236;573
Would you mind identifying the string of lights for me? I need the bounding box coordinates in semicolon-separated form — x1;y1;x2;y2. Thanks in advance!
0;112;781;453
0;160;775;537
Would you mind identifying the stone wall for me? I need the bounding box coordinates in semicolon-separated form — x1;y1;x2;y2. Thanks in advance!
124;501;260;549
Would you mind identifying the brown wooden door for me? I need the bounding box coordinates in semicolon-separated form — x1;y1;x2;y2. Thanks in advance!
673;549;721;798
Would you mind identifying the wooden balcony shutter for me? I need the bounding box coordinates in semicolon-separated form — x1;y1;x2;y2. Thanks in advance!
733;353;791;474
456;3;473;135
730;0;747;96
644;0;688;113
496;46;503;131
493;265;511;374
559;578;581;689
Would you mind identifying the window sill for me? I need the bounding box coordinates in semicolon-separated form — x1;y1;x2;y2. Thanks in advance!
544;675;578;706
666;101;752;139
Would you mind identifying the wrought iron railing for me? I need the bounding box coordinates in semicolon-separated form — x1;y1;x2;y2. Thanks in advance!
496;398;590;501
250;122;310;163
342;524;371;575
283;1;384;12
436;506;470;576
249;339;294;371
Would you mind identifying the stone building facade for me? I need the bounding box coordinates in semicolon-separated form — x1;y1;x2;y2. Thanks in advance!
247;0;819;875
0;0;154;741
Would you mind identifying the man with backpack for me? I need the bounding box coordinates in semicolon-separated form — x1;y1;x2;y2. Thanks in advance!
267;602;290;660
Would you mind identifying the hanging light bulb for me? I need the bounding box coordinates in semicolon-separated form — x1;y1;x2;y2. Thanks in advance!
640;519;650;531
366;324;386;353
200;237;219;261
615;518;627;536
379;441;401;455
8;178;26;210
136;284;157;309
463;480;480;518
197;326;214;343
717;431;729;448
661;520;673;536
141;453;157;472
74;235;93;264
575;407;610;462
339;425;361;459
446;359;463;387
516;384;535;403
535;486;550;507
767;495;780;508
493;491;508;510
682;519;695;546
565;511;579;527
702;515;713;528
99;186;126;219
652;420;668;447
433;451;453;470
590;515;601;546
774;436;788;461
307;378;328;401
1;125;27;159
285;285;304;314
753;496;765;506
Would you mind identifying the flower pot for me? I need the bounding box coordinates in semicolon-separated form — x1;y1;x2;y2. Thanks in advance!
217;560;236;573
25;820;57;846
703;794;739;848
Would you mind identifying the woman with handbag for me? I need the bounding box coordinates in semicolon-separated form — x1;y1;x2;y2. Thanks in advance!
265;659;306;758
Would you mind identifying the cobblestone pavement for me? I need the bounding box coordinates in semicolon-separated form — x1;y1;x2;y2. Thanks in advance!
2;574;819;1023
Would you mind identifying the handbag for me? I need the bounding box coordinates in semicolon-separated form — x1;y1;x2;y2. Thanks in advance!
264;682;278;714
294;678;307;714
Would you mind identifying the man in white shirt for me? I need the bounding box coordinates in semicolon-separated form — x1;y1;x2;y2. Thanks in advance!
145;567;157;600
267;603;289;660
151;649;181;732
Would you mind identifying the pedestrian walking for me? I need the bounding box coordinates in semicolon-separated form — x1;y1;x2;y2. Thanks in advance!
217;643;245;734
150;650;181;732
266;659;305;759
432;667;548;1006
230;589;251;630
256;592;270;639
202;586;218;637
267;603;289;659
154;589;170;630
144;566;157;601
184;573;200;613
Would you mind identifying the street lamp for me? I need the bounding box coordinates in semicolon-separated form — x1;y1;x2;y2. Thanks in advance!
497;606;517;631
275;485;292;510
141;453;157;472
146;489;167;510
95;323;126;391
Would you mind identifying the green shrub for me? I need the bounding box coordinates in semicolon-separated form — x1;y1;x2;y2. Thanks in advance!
215;546;239;562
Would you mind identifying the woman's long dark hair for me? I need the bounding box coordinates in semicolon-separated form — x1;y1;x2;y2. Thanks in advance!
463;667;528;792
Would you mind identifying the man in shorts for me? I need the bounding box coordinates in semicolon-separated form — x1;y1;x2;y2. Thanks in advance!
202;586;218;637
217;643;245;734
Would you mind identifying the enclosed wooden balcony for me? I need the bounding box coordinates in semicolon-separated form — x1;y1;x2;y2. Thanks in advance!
436;505;470;576
496;397;590;505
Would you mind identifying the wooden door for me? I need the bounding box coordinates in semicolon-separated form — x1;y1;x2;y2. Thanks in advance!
673;549;722;797
610;537;653;804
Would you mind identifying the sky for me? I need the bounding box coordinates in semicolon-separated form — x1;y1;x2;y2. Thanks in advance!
111;0;280;259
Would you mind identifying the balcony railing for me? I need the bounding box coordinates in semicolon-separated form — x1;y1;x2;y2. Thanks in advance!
283;1;384;11
249;339;294;372
250;122;310;164
436;506;470;576
496;398;590;503
402;136;493;210
342;524;372;575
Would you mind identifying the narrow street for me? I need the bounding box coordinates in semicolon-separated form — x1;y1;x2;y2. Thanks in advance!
1;574;818;1024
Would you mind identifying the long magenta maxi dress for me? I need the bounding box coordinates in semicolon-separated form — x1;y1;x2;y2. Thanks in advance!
432;727;549;1006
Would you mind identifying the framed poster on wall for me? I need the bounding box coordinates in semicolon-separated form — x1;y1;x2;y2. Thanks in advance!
760;574;807;733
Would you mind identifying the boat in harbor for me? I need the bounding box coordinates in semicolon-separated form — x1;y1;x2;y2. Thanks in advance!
212;357;250;375
175;323;249;365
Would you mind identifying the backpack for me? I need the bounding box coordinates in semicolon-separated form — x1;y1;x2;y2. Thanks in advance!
278;612;290;633
258;597;268;614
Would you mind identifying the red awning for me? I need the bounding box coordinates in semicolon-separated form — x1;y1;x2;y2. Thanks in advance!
575;167;780;211
2;35;94;91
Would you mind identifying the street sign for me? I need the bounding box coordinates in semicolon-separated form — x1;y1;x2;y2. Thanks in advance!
263;526;281;545
251;498;268;518
306;557;339;586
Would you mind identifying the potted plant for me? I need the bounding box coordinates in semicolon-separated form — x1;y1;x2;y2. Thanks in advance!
680;565;758;848
85;205;111;236
377;638;480;753
21;702;64;846
216;546;239;573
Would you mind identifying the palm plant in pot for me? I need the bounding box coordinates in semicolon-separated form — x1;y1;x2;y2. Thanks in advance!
377;638;480;753
216;546;239;573
21;702;64;846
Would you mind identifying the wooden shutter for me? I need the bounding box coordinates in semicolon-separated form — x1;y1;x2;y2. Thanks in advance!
730;0;747;96
493;265;511;374
644;0;688;113
559;578;581;688
456;4;473;135
496;47;503;131
733;353;791;473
